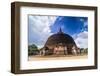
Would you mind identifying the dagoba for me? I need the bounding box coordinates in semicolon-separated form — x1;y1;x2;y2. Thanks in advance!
41;28;77;55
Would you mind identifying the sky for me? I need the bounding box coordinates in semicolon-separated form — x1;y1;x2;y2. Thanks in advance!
28;15;88;49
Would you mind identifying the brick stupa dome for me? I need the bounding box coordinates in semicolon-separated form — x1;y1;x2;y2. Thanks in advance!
44;28;77;54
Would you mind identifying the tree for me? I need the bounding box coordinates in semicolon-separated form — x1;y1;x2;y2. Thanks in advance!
84;48;88;54
28;44;39;55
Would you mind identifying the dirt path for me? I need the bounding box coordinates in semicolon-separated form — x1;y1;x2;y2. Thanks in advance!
28;54;88;61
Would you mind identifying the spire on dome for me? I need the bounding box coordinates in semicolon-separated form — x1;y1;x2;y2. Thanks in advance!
58;27;63;34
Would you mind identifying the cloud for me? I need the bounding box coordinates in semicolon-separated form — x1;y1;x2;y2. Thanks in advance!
84;21;88;27
28;15;57;48
73;31;88;48
79;18;88;32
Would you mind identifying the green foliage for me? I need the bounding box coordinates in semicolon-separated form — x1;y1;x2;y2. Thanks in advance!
84;48;88;53
28;44;39;55
80;48;88;54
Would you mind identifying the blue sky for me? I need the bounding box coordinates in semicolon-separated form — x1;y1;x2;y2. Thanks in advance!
28;15;88;49
50;16;88;35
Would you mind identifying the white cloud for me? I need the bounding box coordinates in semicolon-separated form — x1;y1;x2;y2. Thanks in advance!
73;31;88;48
28;15;57;49
84;21;88;27
80;18;84;22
